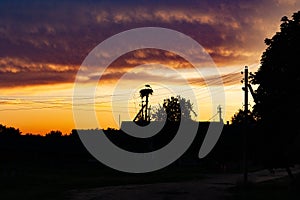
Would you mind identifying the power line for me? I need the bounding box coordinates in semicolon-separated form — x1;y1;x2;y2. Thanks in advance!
207;113;218;121
0;68;244;112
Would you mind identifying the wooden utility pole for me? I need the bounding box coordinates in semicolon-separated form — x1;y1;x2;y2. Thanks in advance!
243;66;249;184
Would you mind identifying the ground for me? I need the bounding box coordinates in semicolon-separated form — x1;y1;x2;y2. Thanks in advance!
65;166;300;200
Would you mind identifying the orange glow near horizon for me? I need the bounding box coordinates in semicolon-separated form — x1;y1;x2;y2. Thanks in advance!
0;65;252;135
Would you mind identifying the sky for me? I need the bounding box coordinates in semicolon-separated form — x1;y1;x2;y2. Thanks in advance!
0;0;299;135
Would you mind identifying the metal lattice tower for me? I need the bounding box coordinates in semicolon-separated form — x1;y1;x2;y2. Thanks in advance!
133;85;153;123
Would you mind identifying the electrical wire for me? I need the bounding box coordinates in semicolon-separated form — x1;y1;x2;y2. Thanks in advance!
0;67;245;116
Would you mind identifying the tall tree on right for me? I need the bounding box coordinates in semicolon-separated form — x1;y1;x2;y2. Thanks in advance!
250;11;300;173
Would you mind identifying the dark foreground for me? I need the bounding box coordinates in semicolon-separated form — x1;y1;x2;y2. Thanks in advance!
66;167;300;200
1;124;299;200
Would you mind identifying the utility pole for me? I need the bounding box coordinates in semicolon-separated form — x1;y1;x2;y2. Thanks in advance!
217;105;223;123
243;66;249;184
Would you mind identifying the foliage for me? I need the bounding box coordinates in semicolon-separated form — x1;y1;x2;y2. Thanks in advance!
0;124;21;136
46;130;62;137
231;109;257;126
250;11;300;169
251;11;300;125
151;96;197;122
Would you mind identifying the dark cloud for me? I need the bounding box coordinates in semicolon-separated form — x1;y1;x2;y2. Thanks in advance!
0;0;299;88
86;49;242;86
0;57;78;87
79;48;194;84
0;70;76;88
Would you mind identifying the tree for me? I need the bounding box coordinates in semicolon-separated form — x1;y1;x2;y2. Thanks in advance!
250;11;300;174
151;96;197;122
0;124;21;137
231;109;257;126
46;130;62;137
251;11;300;125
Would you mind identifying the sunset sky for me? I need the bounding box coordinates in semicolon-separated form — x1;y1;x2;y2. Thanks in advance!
0;0;299;135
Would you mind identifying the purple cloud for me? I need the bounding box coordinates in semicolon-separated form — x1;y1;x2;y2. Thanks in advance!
0;0;299;87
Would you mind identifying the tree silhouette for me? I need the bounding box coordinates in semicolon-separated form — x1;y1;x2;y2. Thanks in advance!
231;109;257;126
250;11;300;173
151;96;197;122
46;130;62;137
251;11;300;123
0;124;21;137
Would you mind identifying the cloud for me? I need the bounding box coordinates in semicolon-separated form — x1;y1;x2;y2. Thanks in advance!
276;0;298;6
95;67;242;87
0;57;78;88
122;49;194;69
0;0;299;87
